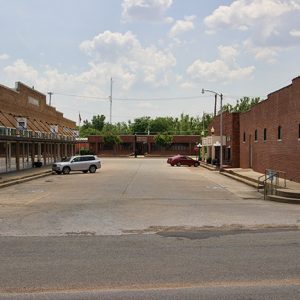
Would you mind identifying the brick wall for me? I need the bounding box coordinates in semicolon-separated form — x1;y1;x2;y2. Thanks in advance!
208;112;240;167
240;77;300;182
0;82;76;129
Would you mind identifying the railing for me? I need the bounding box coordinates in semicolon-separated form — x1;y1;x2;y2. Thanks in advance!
257;169;287;200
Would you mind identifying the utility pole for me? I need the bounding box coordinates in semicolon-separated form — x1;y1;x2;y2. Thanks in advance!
109;78;113;124
214;94;217;117
47;92;53;106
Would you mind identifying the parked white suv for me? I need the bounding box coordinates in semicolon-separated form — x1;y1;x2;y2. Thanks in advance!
52;155;101;175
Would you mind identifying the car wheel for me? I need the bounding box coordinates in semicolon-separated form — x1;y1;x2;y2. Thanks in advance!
89;165;97;173
62;166;70;175
176;162;181;167
82;170;88;173
171;164;174;166
194;162;199;167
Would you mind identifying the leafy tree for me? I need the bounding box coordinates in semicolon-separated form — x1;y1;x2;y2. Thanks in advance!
223;97;261;113
131;116;151;134
91;114;106;131
103;132;122;145
154;133;173;146
150;117;173;134
79;127;101;137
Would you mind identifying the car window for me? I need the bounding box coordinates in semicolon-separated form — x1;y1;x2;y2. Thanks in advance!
72;157;80;162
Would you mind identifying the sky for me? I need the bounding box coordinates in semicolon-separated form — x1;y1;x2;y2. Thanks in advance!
0;0;300;124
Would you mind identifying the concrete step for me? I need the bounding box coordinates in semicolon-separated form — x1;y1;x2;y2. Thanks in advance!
0;171;52;189
267;194;300;204
223;169;259;184
221;171;258;188
276;189;300;199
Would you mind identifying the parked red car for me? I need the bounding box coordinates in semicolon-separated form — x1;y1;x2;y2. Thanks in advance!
167;155;200;167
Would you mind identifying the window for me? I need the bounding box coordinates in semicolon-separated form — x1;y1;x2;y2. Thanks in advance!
243;132;246;142
277;126;282;140
254;129;258;141
264;128;267;141
0;126;7;135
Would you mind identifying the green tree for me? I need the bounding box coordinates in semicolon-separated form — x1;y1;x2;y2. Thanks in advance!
154;133;173;147
131;116;151;134
223;97;261;113
103;131;122;145
91;114;106;131
150;117;173;134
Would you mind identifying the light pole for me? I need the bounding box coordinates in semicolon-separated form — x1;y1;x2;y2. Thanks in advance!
202;89;223;171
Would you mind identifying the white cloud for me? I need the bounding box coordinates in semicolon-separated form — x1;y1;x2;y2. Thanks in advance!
290;29;300;37
204;0;294;32
0;53;9;60
80;31;176;88
169;15;196;38
186;45;255;82
204;0;300;62
122;0;173;22
4;59;39;82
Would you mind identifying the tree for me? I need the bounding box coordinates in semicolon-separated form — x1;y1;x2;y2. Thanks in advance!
103;132;122;145
91;115;106;131
131;117;151;134
150;117;173;134
223;97;261;113
154;133;173;147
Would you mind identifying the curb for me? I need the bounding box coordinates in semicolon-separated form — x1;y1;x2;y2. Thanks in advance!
0;171;53;189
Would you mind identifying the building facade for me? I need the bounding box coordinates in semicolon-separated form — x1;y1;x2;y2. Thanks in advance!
88;135;201;157
0;82;77;173
203;76;300;182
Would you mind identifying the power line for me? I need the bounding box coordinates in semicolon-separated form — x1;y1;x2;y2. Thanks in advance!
52;92;208;101
53;92;109;101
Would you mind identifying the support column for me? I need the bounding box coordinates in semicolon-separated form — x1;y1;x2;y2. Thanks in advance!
16;141;20;171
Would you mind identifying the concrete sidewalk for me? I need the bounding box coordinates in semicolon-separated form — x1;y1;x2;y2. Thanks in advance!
222;168;300;191
0;166;52;188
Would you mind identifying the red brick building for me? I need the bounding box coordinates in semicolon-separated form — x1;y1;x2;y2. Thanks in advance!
240;77;300;182
0;82;77;173
88;135;201;157
205;76;300;182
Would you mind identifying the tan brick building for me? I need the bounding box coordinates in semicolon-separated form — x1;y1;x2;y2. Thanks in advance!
0;82;77;173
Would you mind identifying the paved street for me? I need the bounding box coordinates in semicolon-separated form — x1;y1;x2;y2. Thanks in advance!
0;158;300;299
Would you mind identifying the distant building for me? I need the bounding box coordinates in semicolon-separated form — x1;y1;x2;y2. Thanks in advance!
88;135;201;157
202;76;300;182
0;82;77;173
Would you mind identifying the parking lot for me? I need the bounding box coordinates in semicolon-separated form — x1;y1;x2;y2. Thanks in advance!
1;158;299;236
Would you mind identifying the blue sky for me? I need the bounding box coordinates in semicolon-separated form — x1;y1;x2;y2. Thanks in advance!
0;0;300;124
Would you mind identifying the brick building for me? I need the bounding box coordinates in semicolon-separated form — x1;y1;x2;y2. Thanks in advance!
204;76;300;183
88;135;201;157
0;82;77;173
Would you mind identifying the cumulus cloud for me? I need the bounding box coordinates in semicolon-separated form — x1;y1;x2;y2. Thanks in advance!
204;0;300;62
122;0;173;22
290;29;300;37
80;31;176;88
169;15;196;38
186;45;255;82
4;59;39;82
0;53;9;60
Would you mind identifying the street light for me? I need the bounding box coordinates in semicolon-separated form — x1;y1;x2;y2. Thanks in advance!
202;88;223;171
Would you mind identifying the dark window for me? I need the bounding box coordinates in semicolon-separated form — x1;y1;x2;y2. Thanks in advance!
254;129;258;141
264;128;267;141
243;132;246;142
278;126;282;140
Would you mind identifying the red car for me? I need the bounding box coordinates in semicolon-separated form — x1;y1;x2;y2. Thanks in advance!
167;155;200;167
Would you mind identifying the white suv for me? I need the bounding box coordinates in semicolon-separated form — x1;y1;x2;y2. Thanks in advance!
52;155;101;175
